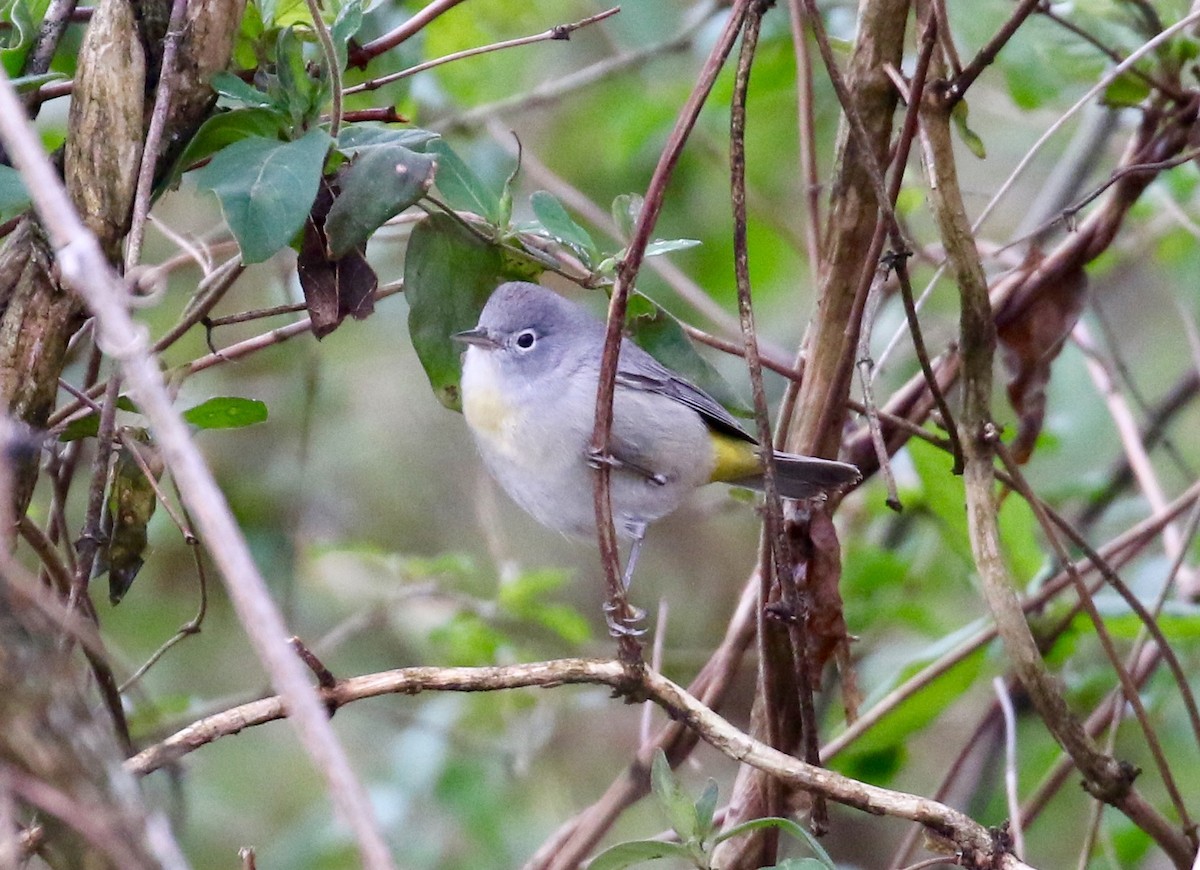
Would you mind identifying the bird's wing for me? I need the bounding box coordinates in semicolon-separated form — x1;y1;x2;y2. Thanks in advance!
614;351;755;443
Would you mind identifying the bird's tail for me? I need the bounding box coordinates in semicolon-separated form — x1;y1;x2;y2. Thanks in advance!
744;452;861;500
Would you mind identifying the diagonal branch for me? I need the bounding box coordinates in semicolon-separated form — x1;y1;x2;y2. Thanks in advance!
0;68;398;870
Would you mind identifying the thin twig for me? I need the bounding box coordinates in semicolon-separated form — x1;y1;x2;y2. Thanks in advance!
590;0;750;652
69;374;121;614
125;0;191;269
785;0;822;282
303;0;342;137
437;5;713;131
947;0;1041;106
855;266;901;510
348;0;467;67
119;539;207;693
731;0;825;840
345;8;620;96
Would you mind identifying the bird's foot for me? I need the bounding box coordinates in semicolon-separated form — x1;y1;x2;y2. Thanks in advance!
603;600;647;637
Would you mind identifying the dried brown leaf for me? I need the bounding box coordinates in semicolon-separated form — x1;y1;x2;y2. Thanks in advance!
997;251;1088;463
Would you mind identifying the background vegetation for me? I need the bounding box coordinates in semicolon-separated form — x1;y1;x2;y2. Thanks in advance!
1;0;1199;868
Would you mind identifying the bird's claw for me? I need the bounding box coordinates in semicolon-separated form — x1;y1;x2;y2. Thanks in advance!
603;600;647;637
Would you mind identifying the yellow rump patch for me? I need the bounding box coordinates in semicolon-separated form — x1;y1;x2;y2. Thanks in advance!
708;432;762;483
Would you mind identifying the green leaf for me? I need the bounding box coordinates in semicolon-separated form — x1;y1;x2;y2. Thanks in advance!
644;238;701;258
950;99;986;159
193;128;331;263
404;214;528;410
330;0;364;72
231;0;263;70
997;490;1045;584
0;164;30;222
1102;71;1151;108
182;396;269;429
261;0;310;29
837;631;988;785
1;0;37;76
625;294;750;418
212;71;277;109
325;144;437;257
58;396;139;442
428;140;505;225
585;840;694;870
173;107;290;182
428;612;505;666
693;779;719;842
337;125;440;155
530;190;596;262
906;437;971;563
715;817;834;867
275;25;324;128
496;568;591;644
611;193;641;241
650;750;697;844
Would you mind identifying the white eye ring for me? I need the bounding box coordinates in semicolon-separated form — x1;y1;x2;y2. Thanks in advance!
514;329;537;350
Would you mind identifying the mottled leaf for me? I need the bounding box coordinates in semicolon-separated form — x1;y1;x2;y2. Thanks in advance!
101;432;163;604
325;143;436;257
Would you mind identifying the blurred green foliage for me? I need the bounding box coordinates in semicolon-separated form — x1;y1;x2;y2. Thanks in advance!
12;0;1196;866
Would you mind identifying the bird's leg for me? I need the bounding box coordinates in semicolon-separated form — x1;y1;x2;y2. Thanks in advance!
621;520;647;591
586;447;667;486
602;520;648;637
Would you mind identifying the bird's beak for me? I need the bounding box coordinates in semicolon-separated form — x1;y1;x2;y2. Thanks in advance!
452;327;500;349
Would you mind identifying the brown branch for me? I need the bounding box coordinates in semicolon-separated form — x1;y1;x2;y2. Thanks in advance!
786;0;823;280
921;46;1195;866
125;657;1036;869
729;0;825;845
589;0;750;650
530;578;759;870
947;0;1041;106
995;441;1194;831
348;0;467;68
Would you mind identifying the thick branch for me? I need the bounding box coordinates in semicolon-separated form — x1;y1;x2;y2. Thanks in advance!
127;657;1035;869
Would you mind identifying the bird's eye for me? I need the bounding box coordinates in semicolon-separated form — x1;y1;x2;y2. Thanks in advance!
514;329;537;350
